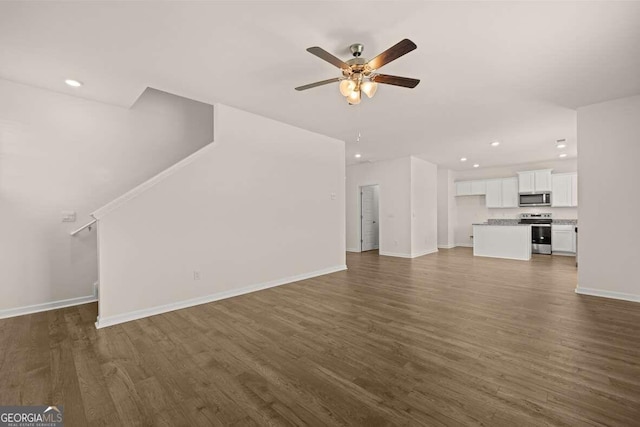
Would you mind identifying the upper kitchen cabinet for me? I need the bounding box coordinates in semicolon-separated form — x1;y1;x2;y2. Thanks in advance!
518;171;535;193
518;169;552;193
534;170;552;192
485;179;502;207
502;177;519;207
552;172;578;207
456;180;486;196
485;177;518;208
456;181;472;196
471;180;486;195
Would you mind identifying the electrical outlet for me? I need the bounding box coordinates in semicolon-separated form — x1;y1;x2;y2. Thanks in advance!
193;271;201;280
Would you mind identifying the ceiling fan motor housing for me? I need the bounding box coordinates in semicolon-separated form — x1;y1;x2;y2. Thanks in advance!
350;43;364;57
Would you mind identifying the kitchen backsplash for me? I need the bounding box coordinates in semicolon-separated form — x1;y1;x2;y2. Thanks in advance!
488;206;578;220
486;218;577;225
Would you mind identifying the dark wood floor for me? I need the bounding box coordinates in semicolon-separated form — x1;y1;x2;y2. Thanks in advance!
1;248;639;426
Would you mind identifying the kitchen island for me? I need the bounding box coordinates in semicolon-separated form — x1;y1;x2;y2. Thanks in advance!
473;223;532;260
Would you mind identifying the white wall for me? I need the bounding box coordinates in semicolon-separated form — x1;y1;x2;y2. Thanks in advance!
346;157;412;256
95;104;345;326
346;156;438;258
411;157;438;256
454;196;490;247
437;168;456;248
452;159;579;246
577;94;640;302
0;79;213;315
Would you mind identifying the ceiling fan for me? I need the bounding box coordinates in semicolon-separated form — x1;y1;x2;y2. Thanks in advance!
295;39;420;105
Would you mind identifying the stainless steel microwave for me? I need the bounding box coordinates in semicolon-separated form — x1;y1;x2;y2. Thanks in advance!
519;192;551;207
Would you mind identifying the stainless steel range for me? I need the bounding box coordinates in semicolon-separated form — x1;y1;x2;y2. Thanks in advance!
519;213;552;255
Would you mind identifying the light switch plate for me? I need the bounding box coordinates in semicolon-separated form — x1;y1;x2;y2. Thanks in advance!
61;211;77;222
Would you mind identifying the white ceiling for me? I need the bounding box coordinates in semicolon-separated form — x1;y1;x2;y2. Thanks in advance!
1;1;639;170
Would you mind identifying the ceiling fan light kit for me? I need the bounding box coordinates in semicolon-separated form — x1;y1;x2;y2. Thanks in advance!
295;39;420;105
339;79;356;97
361;81;378;98
347;88;361;105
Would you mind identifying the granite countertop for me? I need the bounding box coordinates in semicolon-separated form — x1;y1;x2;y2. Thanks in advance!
473;222;531;226
553;219;578;225
473;219;578;226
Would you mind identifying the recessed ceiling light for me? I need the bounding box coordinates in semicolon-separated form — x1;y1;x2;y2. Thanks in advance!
490;141;500;147
556;138;567;149
355;153;362;158
460;157;467;162
65;79;83;87
473;164;480;168
557;143;567;149
559;153;567;158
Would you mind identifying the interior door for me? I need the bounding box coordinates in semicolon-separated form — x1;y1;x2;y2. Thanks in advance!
361;185;379;251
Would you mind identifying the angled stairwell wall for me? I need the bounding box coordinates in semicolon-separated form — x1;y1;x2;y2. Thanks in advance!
0;80;213;318
94;104;346;328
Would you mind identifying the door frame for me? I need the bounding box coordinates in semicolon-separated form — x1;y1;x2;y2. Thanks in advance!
359;184;380;252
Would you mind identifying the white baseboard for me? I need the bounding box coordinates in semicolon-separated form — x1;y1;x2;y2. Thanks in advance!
96;264;347;329
378;251;413;258
473;253;531;261
552;252;576;257
346;248;360;253
379;249;438;259
455;243;474;248
575;287;640;303
438;244;456;249
0;295;98;320
411;248;439;258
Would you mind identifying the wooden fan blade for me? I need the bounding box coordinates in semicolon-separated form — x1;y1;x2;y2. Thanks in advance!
295;77;341;91
371;74;420;88
367;39;417;71
306;47;350;70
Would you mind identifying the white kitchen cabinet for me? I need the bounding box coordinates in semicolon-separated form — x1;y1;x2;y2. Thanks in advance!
471;180;486;195
551;174;572;207
456;181;472;196
485;178;517;208
502;177;519;208
552;224;576;253
518;169;552;193
518;171;535;193
456;180;486;196
551;173;578;207
485;179;503;208
534;170;552;192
